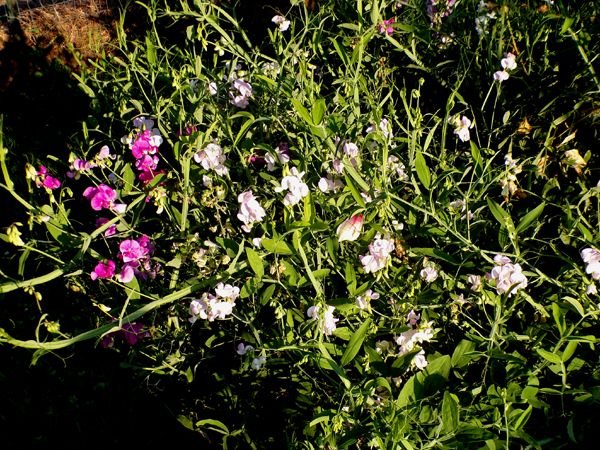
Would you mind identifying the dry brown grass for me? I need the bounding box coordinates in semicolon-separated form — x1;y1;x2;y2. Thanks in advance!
14;0;116;68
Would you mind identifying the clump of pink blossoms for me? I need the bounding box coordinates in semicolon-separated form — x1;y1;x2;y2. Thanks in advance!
31;165;61;190
189;283;240;322
83;184;127;214
122;117;163;184
237;191;266;233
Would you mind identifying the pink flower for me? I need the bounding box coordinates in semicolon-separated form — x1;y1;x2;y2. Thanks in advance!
360;235;395;273
91;260;116;280
118;264;135;283
378;17;395;35
336;214;364;242
35;165;61;190
83;184;122;211
119;239;149;263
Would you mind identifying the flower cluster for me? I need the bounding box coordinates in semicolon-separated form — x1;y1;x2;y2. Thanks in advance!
378;18;395;35
500;153;523;197
189;283;240;323
581;248;600;280
237;191;266;233
229;78;253;109
28;165;61;191
493;52;517;82
275;167;309;206
307;305;339;336
83;184;127;214
360;234;395;274
356;289;379;310
194;142;229;176
427;0;456;27
122;117;164;184
475;0;497;35
90;235;158;283
488;254;528;296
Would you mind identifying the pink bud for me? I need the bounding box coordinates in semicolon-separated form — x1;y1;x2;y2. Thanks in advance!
336;214;364;242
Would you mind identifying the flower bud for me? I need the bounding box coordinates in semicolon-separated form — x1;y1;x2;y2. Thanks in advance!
336;214;364;242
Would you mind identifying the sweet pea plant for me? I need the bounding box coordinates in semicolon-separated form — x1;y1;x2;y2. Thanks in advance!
1;0;599;447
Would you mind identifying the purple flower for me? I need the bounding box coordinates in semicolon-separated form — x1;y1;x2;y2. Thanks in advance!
95;217;117;237
100;322;151;348
35;165;61;190
83;184;125;212
91;260;116;280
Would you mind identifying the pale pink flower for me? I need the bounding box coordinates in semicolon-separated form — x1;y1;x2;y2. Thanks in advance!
489;255;528;296
420;267;438;282
501;52;517;71
275;167;309;206
356;289;380;310
467;274;482;291
493;70;509;82
237;191;266;232
236;343;254;355
343;141;359;158
453;116;472;142
406;310;420;326
360;235;395;274
194;143;229;176
271;15;290;31
214;282;240;301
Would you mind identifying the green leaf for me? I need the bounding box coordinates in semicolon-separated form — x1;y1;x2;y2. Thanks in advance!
344;161;370;192
487;198;512;228
245;247;264;279
415;151;431;190
340;318;371;366
145;35;157;66
441;391;459;433
291;99;314;126
260;284;276;305
513;405;533;431
537;348;562;365
516;202;545;234
470;141;483;172
262;237;294;255
451;339;477;368
311;98;326;125
562;341;578;362
195;419;229;435
397;374;424;408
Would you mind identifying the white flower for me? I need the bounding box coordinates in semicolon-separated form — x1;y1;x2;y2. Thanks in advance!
343;141;359;158
318;176;343;193
467;274;482;291
420;267;438;283
366;118;393;139
236;343;255;355
587;284;597;296
208;81;218;96
582;248;600;280
356;289;380;310
251;356;267;370
229;79;253;109
360;235;395;274
360;192;372;203
395;326;434;356
493;70;509;82
489;255;528;296
412;350;428;370
215;283;240;301
501;53;517;71
252;237;262;248
275;167;309;206
332;159;344;174
307;305;339;336
194;143;229;176
406;310;420;326
271;15;290;31
237;191;266;233
453;116;472;142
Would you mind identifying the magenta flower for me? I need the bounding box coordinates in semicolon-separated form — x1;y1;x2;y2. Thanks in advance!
35;165;61;190
100;322;151;348
91;260;116;280
378;18;395;35
119;239;148;263
83;184;126;213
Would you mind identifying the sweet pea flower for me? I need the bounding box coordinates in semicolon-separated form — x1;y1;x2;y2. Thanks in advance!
83;184;126;213
378;17;395;35
406;310;420;326
194;143;229;176
453;116;472;142
119;239;149;263
236;343;255;355
275;167;309;206
467;274;482;291
493;70;509;82
356;289;380;310
214;282;240;301
96;145;116;161
318;176;343;193
501;52;517;71
360;234;395;274
208;81;218;96
237;191;267;233
229;79;253;109
34;165;61;190
336;214;364;242
581;248;600;280
251;356;267;370
488;255;528;296
91;260;116;280
420;267;438;282
343;141;359;158
95;217;117;237
306;305;338;336
271;14;290;31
